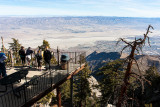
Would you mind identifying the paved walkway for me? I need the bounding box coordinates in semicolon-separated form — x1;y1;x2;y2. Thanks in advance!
0;62;79;95
0;65;55;95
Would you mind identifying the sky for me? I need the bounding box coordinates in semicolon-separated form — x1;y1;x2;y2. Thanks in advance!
0;0;160;17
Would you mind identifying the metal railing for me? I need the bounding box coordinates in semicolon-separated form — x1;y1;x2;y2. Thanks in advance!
0;51;86;107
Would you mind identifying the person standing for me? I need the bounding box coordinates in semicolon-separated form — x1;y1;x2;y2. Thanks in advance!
19;46;26;66
43;46;52;70
0;52;7;79
36;50;42;71
26;47;33;67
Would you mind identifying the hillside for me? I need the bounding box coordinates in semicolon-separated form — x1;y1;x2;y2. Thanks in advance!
86;51;121;71
135;55;160;72
86;51;160;74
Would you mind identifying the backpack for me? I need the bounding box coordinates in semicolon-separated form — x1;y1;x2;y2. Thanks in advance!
0;53;7;63
37;54;42;60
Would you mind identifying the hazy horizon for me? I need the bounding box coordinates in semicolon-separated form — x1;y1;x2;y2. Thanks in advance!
0;17;159;50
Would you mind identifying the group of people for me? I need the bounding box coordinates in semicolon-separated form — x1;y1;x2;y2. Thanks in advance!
19;46;52;71
0;46;52;79
19;46;33;67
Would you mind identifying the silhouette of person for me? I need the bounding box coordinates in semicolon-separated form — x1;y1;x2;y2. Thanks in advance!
19;46;26;66
36;50;42;71
43;46;52;70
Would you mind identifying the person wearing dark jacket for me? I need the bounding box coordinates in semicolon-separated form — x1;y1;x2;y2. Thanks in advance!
36;50;42;71
19;46;26;66
26;47;33;67
43;46;52;70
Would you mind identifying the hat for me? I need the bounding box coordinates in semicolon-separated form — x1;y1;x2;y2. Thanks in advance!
0;53;5;58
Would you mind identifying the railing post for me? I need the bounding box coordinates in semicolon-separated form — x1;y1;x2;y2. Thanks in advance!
75;52;77;64
57;47;60;66
50;70;53;87
67;61;69;75
23;85;27;103
56;87;61;107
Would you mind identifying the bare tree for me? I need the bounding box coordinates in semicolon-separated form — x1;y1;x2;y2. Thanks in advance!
116;25;154;107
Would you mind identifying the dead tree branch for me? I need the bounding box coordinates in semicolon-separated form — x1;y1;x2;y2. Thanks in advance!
116;25;153;107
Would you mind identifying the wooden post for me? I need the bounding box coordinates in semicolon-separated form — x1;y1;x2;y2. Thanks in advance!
70;76;73;107
31;53;33;67
56;87;61;107
7;50;10;67
80;54;82;67
68;58;70;73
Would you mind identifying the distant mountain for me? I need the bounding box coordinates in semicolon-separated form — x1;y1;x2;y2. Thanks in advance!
134;55;160;72
70;38;160;56
0;16;160;30
86;51;160;74
86;51;121;71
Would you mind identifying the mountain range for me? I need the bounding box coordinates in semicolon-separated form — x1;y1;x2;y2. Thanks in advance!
86;51;160;74
86;51;121;71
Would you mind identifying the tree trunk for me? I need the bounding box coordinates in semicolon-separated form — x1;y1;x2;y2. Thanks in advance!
117;46;136;107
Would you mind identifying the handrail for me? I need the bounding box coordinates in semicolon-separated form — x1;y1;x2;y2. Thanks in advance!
0;51;86;107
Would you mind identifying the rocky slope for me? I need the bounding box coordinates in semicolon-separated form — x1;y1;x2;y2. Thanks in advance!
86;51;121;71
135;55;160;72
86;51;160;74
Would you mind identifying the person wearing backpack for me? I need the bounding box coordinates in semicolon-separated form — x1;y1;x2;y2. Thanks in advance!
36;50;42;71
0;52;7;79
26;47;33;67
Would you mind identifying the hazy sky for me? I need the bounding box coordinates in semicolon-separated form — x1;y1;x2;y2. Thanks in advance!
0;0;160;17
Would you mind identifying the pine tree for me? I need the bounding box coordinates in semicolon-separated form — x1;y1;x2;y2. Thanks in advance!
41;40;50;50
143;66;160;104
37;92;56;105
8;38;21;65
60;80;71;105
96;59;124;106
60;64;92;107
129;66;160;107
74;64;92;107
